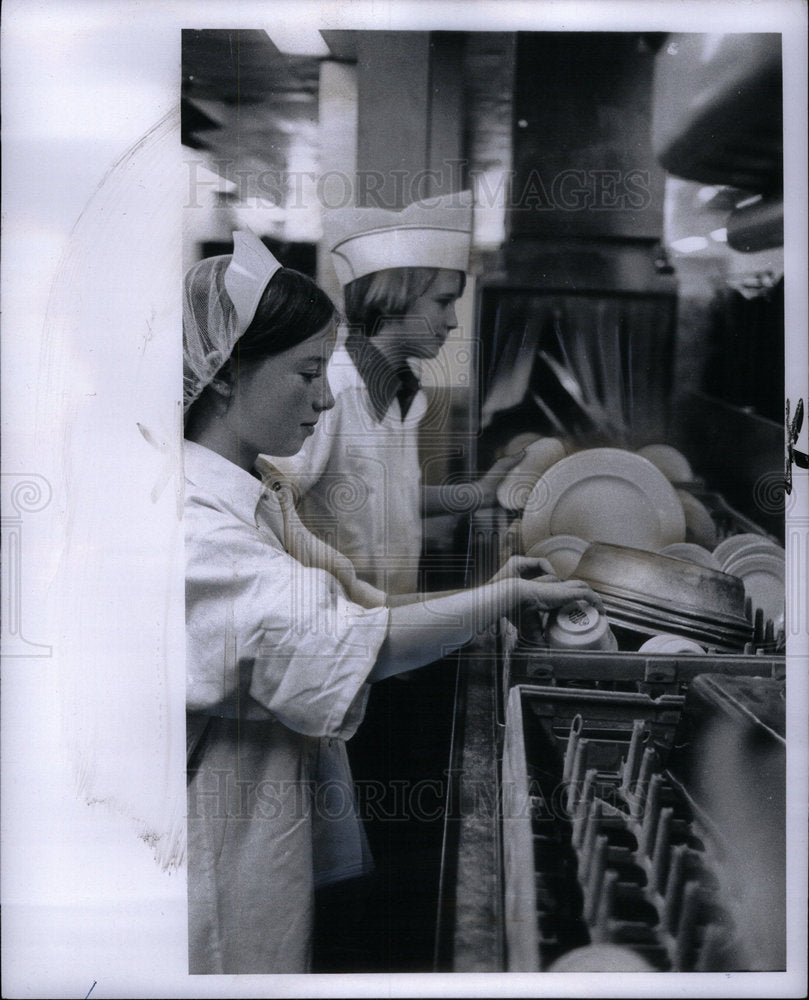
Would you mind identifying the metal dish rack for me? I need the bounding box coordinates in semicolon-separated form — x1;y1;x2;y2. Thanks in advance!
501;670;785;972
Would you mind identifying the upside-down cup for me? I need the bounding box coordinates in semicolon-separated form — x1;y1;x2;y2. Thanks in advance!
546;600;619;652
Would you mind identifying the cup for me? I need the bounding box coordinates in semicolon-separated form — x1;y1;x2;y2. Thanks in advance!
546;601;618;652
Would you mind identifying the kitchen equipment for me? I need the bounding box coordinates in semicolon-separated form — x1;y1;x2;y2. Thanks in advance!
502;673;785;972
573;543;748;623
521;449;686;552
596;594;750;652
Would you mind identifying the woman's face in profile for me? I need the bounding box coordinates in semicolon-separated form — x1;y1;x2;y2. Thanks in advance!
396;269;463;360
222;322;337;459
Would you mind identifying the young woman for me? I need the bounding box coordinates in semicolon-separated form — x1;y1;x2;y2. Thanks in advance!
183;230;601;974
258;190;517;597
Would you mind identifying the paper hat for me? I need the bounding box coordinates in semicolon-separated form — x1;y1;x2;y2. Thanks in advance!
224;230;283;335
325;190;473;286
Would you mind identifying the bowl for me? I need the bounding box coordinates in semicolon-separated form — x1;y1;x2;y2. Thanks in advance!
572;542;748;624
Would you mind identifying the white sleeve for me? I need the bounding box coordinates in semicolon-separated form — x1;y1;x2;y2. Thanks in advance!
185;505;389;739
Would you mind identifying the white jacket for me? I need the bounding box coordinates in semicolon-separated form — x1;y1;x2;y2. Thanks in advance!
262;343;426;596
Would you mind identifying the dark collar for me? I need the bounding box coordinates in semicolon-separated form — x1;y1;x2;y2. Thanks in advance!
345;331;421;422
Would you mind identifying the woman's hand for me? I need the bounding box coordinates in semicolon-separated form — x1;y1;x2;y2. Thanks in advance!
515;576;604;615
474;451;525;508
488;554;557;584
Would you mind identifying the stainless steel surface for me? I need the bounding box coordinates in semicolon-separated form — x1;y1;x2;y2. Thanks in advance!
501;677;785;971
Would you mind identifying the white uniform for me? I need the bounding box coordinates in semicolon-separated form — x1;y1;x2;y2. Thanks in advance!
184;440;389;974
262;341;426;596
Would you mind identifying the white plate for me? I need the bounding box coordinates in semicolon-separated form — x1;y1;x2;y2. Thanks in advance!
525;535;589;580
521;448;686;552
638;634;707;655
676;490;718;549
714;533;785;571
636;444;693;482
659;542;723;571
726;551;786;623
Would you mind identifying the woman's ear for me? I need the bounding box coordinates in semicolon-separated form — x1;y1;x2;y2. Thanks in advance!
207;375;234;415
209;377;232;398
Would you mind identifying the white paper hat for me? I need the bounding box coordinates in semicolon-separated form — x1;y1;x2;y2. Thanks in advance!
183;232;283;412
224;230;283;335
325;190;473;286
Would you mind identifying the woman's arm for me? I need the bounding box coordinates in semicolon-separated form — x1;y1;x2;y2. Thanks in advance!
421;452;525;516
368;575;601;681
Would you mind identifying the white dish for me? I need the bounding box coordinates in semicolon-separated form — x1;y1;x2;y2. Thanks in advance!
676;490;718;549
496;437;567;511
659;542;723;571
636;444;693;482
714;533;785;571
525;535;590;580
638;634;707;655
726;551;786;624
521;448;686;552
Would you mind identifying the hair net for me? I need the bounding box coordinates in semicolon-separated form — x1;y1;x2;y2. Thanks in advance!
183;255;235;413
182;232;282;413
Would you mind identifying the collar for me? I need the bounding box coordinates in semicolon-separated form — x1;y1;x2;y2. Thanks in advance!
184;439;284;529
345;330;421;422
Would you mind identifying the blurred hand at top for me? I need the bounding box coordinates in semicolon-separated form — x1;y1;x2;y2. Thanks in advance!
475;451;525;508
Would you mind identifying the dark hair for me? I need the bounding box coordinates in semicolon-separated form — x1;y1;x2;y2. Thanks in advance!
343;266;466;337
234;267;336;363
184;266;336;429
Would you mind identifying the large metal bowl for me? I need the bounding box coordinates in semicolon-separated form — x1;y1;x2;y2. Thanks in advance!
572;542;748;624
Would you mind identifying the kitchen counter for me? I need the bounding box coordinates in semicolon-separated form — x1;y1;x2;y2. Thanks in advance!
436;630;506;972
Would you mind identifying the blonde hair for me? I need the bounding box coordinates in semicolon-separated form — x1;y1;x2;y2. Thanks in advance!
343;267;465;336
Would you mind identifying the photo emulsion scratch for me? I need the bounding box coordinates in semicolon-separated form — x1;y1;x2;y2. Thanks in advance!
41;106;186;874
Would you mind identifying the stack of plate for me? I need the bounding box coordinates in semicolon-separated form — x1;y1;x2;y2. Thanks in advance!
712;534;786;626
572;542;754;651
521;448;686;552
659;542;722;571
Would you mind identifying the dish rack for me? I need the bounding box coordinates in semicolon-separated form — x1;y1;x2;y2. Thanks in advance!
501;673;785;972
468;474;785;656
673;481;783;545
